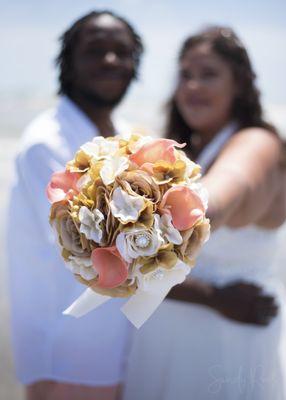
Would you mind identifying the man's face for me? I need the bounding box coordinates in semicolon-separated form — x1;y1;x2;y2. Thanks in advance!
71;14;136;107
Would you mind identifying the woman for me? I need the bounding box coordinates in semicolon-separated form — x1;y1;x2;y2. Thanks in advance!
123;27;286;399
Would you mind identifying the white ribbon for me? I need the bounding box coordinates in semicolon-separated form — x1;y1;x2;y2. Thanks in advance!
63;288;110;317
63;263;190;328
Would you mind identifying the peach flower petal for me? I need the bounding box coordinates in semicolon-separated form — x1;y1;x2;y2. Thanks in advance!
160;186;205;231
129;139;185;167
91;246;129;289
46;170;80;203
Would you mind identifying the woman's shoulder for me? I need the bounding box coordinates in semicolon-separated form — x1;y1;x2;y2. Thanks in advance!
223;126;283;165
233;126;280;144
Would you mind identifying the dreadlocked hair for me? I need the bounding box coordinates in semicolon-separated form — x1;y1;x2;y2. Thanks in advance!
55;10;144;96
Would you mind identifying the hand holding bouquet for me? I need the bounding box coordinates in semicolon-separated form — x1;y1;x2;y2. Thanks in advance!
47;134;210;327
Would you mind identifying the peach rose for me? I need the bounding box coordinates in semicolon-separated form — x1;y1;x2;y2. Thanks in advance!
160;186;205;231
129;139;185;167
91;246;129;289
46;170;80;203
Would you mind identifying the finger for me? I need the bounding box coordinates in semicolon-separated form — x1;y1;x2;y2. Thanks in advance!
252;315;273;326
253;302;279;316
252;307;279;325
247;304;277;324
258;295;276;303
255;295;277;307
259;306;279;317
238;281;262;290
239;283;262;295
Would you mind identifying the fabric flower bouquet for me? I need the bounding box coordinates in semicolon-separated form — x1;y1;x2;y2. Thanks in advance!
46;134;210;328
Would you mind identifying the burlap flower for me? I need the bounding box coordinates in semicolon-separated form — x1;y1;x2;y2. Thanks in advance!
116;170;161;203
177;218;210;264
51;202;91;257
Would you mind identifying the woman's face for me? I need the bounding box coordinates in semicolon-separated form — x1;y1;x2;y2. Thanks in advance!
175;43;237;135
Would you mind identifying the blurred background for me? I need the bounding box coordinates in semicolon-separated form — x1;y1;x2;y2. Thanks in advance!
0;0;285;398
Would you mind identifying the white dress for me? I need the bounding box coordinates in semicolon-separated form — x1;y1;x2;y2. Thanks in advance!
6;96;134;386
123;125;286;399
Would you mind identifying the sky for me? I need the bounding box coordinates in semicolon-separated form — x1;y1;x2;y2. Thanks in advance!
1;0;286;133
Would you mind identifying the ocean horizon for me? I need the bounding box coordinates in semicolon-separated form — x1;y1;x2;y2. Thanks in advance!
1;92;286;139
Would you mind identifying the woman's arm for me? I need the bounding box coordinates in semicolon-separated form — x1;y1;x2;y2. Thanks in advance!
202;128;286;230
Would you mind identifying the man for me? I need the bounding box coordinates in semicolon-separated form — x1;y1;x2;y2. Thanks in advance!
7;11;143;400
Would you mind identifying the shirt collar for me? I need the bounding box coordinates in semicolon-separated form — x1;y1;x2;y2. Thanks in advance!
56;95;99;150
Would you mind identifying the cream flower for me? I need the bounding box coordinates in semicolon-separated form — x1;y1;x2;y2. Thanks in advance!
129;135;154;153
65;256;97;281
110;187;145;224
116;215;164;262
133;261;190;292
79;206;104;244
159;214;183;245
76;173;92;191
100;156;129;186
81;136;119;160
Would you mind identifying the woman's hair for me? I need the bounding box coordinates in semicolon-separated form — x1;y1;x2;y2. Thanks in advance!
56;10;144;96
165;26;277;155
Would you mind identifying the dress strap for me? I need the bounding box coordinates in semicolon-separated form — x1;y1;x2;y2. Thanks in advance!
196;122;238;173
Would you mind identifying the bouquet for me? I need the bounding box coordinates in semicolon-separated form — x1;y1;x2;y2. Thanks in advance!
46;134;210;327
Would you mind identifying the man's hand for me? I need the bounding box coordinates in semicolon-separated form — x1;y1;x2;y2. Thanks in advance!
212;281;278;326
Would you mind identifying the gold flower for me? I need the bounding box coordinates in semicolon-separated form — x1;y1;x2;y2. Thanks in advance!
177;150;201;181
116;170;161;203
75;275;137;298
137;244;178;275
134;201;154;229
81;180;120;246
67;149;92;173
152;159;187;185
177;218;210;264
92;279;137;298
109;134;140;158
50;202;92;258
89;160;104;182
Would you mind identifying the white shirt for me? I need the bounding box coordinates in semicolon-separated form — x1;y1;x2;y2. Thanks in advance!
6;96;133;385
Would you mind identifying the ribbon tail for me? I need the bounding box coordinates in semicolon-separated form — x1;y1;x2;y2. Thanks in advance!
121;288;171;329
63;287;111;318
121;264;190;328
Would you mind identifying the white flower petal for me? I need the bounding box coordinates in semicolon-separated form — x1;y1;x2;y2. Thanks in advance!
159;214;183;245
134;261;190;293
115;218;164;260
80;265;98;280
116;232;133;262
92;136;119;157
65;261;81;275
100;156;129;185
110;187;145;224
80;142;100;158
76;173;92;191
130;135;154;153
79;206;104;244
66;256;97;281
81;137;119;161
